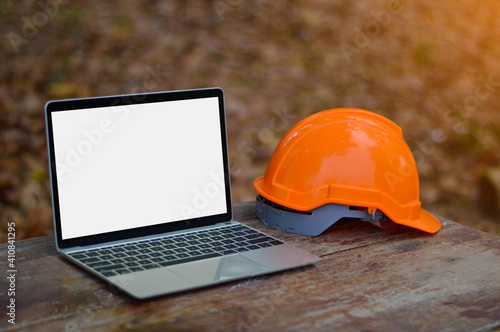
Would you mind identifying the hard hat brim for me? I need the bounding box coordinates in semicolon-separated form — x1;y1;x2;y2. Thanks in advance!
398;208;441;234
255;176;442;234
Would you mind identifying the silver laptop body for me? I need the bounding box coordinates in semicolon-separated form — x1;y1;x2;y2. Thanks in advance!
45;88;320;299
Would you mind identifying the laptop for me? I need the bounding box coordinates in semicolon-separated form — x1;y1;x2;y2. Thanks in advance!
45;87;320;299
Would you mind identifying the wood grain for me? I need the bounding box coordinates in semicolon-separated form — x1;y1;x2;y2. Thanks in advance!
1;201;499;331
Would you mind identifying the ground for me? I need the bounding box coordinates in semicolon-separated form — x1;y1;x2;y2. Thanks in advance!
1;0;500;240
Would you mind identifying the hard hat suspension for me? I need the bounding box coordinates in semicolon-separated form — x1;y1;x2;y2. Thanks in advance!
256;195;393;236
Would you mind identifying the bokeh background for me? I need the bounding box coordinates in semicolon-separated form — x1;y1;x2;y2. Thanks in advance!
2;0;500;241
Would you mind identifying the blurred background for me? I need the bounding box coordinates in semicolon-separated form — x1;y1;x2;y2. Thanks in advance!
1;0;500;241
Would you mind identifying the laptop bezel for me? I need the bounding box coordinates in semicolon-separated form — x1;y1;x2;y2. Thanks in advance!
45;88;233;249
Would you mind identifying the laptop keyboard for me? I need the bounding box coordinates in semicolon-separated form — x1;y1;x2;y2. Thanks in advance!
68;224;283;277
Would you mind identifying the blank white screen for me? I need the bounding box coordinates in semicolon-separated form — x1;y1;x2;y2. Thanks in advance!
52;97;227;240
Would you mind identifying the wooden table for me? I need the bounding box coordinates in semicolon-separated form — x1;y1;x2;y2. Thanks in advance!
1;201;500;331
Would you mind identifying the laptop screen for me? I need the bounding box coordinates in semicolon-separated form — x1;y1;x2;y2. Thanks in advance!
46;89;232;246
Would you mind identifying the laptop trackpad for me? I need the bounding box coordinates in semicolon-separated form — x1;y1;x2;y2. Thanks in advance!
168;255;270;283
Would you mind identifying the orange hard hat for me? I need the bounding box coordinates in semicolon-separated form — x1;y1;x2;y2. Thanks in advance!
254;108;441;235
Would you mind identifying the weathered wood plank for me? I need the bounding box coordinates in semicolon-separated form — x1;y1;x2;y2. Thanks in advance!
1;202;499;331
